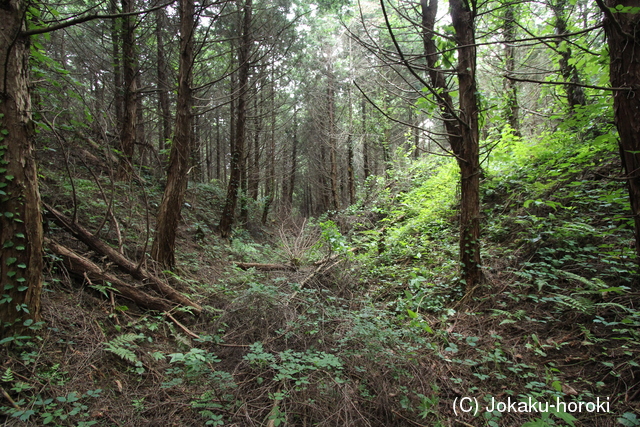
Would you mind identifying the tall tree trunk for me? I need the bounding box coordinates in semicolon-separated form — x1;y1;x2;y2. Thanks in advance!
135;73;146;165
502;2;520;135
156;7;171;165
262;78;275;224
205;117;212;180
117;0;137;180
110;0;123;133
219;0;252;238
216;112;221;180
288;108;297;209
552;0;586;110
327;71;339;211
362;96;370;181
248;86;261;200
450;0;482;290
417;0;482;289
600;0;640;270
347;86;355;205
151;0;195;269
411;105;420;159
0;0;44;335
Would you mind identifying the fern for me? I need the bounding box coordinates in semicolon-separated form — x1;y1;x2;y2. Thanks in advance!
553;294;595;315
1;368;14;383
559;271;606;290
104;333;144;365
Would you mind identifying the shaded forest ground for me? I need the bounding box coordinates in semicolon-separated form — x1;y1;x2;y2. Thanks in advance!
2;131;640;427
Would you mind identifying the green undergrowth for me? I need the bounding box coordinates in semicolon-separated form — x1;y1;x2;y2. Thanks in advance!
341;113;640;425
3;110;639;425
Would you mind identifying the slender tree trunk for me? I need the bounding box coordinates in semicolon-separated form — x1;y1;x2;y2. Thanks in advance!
205;117;212;180
0;0;44;335
117;0;137;180
552;0;586;110
216;112;221;180
248;86;261;200
262;78;275;224
362;96;370;181
110;0;123;133
600;0;640;270
347;86;355;205
418;0;482;289
135;72;145;165
151;0;195;269
451;0;482;289
219;0;252;238
156;7;171;164
288;108;297;208
502;2;520;134
411;106;420;159
327;71;339;211
239;127;248;224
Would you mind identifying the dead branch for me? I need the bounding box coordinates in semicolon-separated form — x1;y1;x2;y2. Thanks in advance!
43;203;202;314
46;238;173;313
233;262;297;271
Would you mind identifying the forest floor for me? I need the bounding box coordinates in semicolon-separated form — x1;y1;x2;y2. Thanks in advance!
2;154;640;426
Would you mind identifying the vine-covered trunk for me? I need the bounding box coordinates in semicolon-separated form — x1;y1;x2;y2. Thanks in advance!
450;0;482;289
502;3;520;134
552;0;586;110
601;1;640;271
0;0;44;335
151;0;195;269
418;0;483;289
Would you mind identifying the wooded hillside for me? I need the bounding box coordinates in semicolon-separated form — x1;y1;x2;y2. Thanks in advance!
1;0;639;426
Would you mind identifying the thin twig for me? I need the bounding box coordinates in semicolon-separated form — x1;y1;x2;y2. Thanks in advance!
0;386;21;410
164;312;200;340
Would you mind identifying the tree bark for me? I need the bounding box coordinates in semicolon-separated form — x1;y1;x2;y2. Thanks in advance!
417;0;482;289
288;108;298;209
362;96;370;181
248;87;261;201
450;0;482;289
219;0;252;238
0;0;44;335
502;2;520;134
262;77;275;224
327;70;340;211
552;0;586;110
110;0;123;132
151;0;195;269
117;0;137;180
600;0;640;269
155;7;171;165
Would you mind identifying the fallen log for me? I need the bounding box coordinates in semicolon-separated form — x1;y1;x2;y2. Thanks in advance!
43;203;202;314
233;262;297;271
46;238;173;313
